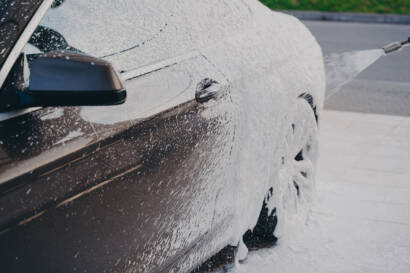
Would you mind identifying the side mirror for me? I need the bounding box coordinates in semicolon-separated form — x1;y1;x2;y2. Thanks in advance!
0;51;126;112
27;51;126;106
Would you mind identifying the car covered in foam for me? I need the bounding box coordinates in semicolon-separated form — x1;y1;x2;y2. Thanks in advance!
0;0;325;272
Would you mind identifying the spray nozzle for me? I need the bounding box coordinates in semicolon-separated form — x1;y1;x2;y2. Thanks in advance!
383;37;410;54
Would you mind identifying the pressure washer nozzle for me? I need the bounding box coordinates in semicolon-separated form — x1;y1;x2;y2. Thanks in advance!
383;37;410;54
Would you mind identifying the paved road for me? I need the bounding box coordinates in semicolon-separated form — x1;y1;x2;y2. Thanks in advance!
303;21;410;116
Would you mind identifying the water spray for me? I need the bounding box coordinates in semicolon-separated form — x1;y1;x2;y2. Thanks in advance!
325;36;409;99
383;37;410;54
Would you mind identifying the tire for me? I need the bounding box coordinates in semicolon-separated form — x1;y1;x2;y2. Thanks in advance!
243;94;319;249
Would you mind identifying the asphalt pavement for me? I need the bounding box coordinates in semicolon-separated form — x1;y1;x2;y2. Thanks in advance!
303;21;410;116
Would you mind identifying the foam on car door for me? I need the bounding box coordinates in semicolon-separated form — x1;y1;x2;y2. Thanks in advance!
80;54;236;272
80;53;230;124
0;54;235;273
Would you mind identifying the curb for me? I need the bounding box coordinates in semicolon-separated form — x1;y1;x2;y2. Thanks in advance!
282;10;410;25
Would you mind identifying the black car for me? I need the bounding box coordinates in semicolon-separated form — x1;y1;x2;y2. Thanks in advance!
0;0;325;272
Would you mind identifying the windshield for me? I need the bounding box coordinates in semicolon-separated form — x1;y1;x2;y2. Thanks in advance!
0;0;55;90
0;0;44;70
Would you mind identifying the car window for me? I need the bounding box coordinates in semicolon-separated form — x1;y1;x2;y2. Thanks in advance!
38;0;252;73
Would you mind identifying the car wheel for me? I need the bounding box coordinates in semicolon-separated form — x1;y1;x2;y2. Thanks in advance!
243;94;319;249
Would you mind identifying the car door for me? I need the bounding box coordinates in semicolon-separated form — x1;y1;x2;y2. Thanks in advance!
0;1;236;272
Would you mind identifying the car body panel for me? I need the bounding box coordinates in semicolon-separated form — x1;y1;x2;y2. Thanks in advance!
0;53;236;272
0;100;234;273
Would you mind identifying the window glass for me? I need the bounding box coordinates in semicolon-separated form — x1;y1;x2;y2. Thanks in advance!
35;0;251;72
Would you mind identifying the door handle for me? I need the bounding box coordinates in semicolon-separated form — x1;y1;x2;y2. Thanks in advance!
195;78;223;103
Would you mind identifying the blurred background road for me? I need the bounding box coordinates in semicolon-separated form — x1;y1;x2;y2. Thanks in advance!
304;21;410;116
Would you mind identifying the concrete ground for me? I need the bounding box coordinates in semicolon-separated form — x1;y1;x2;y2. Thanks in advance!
231;110;410;273
315;110;410;272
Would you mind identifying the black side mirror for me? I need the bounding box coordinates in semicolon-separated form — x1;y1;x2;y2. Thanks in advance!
0;51;126;112
27;51;126;106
